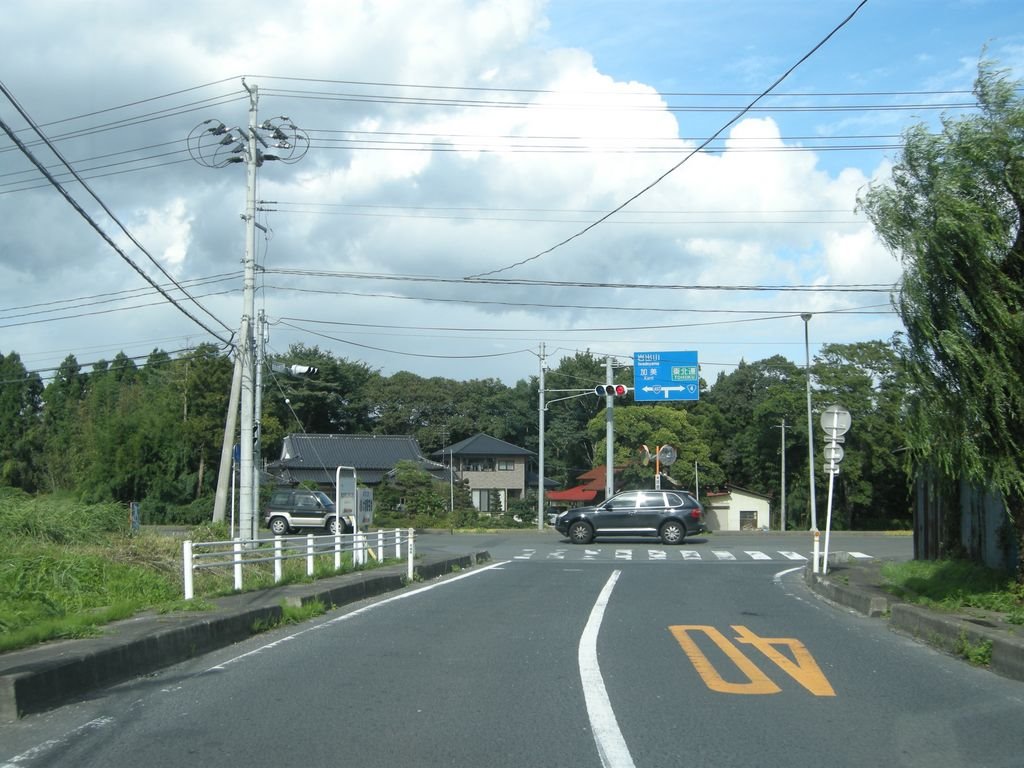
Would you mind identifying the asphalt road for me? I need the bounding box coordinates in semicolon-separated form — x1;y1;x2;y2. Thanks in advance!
3;532;1023;767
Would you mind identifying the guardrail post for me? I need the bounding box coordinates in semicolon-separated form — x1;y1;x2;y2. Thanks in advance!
407;528;415;582
274;535;283;583
233;538;243;592
183;540;194;600
306;533;315;577
377;529;384;560
334;531;342;571
394;527;401;559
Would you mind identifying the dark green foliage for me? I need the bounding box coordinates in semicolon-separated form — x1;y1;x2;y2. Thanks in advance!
859;61;1024;572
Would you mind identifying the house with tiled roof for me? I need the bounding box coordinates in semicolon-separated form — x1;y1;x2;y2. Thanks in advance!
267;434;449;488
433;433;535;513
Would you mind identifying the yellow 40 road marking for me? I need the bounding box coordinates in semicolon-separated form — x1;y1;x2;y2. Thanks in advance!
668;625;836;697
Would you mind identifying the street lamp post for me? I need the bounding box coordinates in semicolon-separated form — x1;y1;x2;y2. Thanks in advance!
801;313;817;532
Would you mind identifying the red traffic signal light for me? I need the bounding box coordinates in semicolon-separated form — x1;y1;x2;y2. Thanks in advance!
594;384;629;397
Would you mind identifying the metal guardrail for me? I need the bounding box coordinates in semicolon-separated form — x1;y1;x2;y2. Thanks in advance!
182;528;416;599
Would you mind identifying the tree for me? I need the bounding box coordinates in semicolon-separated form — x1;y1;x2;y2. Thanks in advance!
0;351;43;490
858;62;1024;574
587;404;724;493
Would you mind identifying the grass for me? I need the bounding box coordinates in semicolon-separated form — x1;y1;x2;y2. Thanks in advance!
0;490;401;653
881;559;1024;625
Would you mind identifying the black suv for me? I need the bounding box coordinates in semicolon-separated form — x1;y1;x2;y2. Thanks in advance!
263;488;353;536
554;489;706;545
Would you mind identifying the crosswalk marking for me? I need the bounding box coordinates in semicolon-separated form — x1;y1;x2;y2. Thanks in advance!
517;547;871;563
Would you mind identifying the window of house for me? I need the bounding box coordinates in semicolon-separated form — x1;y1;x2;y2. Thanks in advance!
496;460;514;471
466;458;495;472
473;489;492;511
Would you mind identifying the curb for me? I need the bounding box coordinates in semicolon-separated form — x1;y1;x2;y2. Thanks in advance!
0;551;490;721
804;560;1024;683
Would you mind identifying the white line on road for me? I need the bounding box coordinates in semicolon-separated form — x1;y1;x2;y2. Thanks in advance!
1;716;115;768
206;560;512;672
745;550;772;560
578;570;636;768
779;551;808;561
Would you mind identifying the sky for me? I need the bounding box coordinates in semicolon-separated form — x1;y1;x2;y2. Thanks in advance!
2;0;1023;392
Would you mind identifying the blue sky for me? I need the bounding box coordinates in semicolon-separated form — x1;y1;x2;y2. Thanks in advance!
1;0;1022;388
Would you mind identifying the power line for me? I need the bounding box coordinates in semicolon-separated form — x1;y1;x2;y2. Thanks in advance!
0;80;234;343
466;0;871;279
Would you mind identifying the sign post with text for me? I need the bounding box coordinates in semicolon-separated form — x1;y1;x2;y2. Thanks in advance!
633;351;700;402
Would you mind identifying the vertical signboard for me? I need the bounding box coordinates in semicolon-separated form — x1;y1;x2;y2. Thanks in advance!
633;350;700;402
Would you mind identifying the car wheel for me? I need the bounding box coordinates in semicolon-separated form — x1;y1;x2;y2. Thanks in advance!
269;516;290;536
660;520;685;545
327;517;342;535
568;520;594;545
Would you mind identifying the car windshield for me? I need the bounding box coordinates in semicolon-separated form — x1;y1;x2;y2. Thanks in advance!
313;491;336;509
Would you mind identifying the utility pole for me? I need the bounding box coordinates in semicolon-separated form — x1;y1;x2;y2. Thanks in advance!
537;342;546;530
189;80;308;541
774;418;787;531
605;356;614;498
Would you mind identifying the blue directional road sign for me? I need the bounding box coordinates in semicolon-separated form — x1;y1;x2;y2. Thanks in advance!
633;350;700;402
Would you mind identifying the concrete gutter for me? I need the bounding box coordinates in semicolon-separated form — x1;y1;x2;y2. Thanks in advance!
0;551;491;721
805;554;1024;683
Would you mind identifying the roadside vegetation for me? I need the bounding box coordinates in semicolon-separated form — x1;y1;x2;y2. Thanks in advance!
881;559;1024;625
0;489;397;654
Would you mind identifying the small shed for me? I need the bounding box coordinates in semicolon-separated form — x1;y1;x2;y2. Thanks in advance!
704;485;772;531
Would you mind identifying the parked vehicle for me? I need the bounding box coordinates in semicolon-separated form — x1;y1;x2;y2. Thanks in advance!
554;489;706;545
263;488;353;536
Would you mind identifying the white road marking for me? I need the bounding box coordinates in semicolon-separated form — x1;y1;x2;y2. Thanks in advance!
745;550;772;560
615;549;633;560
779;551;808;561
712;550;736;560
206;560;512;672
578;570;636;768
0;716;115;768
680;550;702;560
548;549;567;560
774;565;805;583
514;549;535;560
848;552;872;559
583;549;602;560
648;549;667;560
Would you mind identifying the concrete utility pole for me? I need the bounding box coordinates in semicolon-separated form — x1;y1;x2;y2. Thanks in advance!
189;80;308;541
774;418;787;531
537;342;546;530
212;352;242;523
605;356;614;499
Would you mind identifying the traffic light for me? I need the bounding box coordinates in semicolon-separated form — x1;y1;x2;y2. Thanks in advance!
594;384;630;397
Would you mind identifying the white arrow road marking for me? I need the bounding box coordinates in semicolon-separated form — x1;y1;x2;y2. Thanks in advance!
579;570;636;768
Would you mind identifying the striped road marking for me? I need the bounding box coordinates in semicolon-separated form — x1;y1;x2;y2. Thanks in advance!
745;550;772;560
779;551;808;561
848;552;873;559
648;549;667;560
712;550;736;560
681;550;702;560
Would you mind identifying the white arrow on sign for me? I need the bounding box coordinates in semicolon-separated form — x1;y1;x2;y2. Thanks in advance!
642;385;691;398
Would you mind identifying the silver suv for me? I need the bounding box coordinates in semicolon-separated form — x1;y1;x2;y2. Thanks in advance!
263;488;353;536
